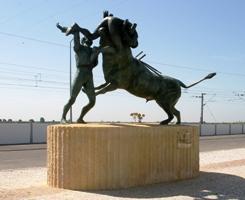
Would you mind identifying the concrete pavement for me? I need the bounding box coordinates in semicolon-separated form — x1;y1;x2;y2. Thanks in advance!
0;135;244;170
0;135;245;200
0;144;46;170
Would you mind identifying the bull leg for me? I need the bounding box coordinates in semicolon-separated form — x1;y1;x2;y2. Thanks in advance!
172;107;181;124
94;82;110;90
95;83;118;96
156;101;174;125
82;82;109;93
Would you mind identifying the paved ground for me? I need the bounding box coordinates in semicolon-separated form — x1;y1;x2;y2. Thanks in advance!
1;135;244;170
0;135;245;200
200;135;245;152
0;144;46;170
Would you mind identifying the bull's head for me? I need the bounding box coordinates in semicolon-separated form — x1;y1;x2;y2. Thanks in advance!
129;23;138;48
123;20;138;48
129;23;137;34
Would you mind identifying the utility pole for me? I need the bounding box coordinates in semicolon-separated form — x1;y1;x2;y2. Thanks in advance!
192;93;206;124
200;93;206;124
69;39;73;122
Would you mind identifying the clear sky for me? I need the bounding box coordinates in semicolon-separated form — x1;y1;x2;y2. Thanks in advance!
0;0;244;123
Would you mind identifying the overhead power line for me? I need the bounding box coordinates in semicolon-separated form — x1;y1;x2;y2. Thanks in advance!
0;76;68;85
205;104;217;122
0;82;67;90
147;60;245;77
0;31;68;48
0;61;67;74
0;69;68;79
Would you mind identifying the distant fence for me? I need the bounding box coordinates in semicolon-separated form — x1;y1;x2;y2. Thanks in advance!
0;122;244;145
200;123;245;136
0;122;57;145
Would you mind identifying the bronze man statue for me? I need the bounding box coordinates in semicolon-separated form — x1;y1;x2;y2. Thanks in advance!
57;23;100;123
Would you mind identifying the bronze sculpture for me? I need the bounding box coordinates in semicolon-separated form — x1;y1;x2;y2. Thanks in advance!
57;11;216;124
57;22;115;123
57;23;99;123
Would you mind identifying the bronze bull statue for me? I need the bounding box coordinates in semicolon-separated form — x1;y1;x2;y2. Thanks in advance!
92;14;216;124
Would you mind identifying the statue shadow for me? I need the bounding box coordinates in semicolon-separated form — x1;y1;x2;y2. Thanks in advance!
91;171;245;199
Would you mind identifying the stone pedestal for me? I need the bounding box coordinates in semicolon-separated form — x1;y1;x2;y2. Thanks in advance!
47;123;199;190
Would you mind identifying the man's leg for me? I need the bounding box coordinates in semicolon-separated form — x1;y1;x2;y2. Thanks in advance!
61;70;84;123
56;23;68;33
65;23;98;41
66;19;110;42
77;75;96;123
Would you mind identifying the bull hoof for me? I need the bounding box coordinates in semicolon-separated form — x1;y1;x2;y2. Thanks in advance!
77;119;87;124
61;118;69;124
159;120;170;125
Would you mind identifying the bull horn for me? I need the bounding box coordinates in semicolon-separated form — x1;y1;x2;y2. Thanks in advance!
103;10;109;18
131;23;137;30
123;19;129;27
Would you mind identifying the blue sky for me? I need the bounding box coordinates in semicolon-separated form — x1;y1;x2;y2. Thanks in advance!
0;0;244;122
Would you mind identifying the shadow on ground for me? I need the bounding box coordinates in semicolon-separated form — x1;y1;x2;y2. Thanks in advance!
91;171;245;200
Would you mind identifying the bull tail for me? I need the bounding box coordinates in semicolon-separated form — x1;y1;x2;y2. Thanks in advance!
179;73;216;88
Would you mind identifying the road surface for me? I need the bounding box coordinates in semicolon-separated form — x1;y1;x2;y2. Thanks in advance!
0;135;244;170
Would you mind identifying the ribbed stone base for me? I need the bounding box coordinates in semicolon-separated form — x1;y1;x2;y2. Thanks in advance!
47;123;199;190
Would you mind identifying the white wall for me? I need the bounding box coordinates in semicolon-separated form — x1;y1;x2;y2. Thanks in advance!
230;124;243;134
0;123;30;145
32;123;51;143
200;123;245;136
0;123;244;145
216;124;230;135
200;124;216;136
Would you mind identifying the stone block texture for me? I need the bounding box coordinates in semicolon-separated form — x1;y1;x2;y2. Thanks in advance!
47;124;199;190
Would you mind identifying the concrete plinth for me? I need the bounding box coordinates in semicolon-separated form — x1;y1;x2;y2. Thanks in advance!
47;123;199;190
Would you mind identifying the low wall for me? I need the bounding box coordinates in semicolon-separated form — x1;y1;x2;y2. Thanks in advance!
200;123;245;136
32;123;51;143
0;122;244;145
47;124;199;190
0;122;57;145
0;123;30;145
